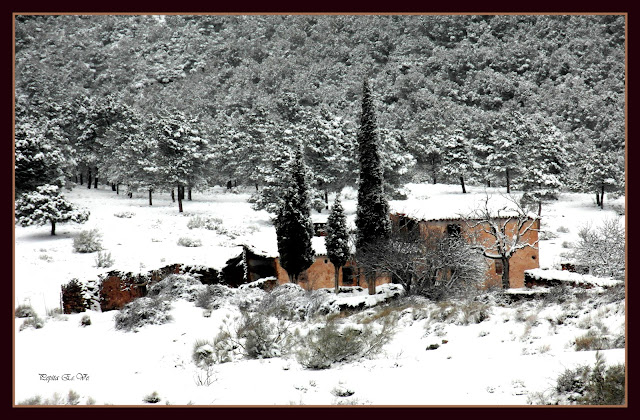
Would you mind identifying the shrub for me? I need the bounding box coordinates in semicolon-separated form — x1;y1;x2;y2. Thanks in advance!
295;316;396;370
258;283;309;321
236;310;292;359
73;229;103;253
15;304;36;318
557;226;570;233
143;392;161;404
575;331;610;351
570;218;625;280
114;296;172;332
94;251;114;268
430;300;491;326
195;284;234;310
531;352;625;405
187;215;224;231
17;390;85;406
20;315;44;331
113;211;135;218
147;274;204;302
177;236;202;247
80;314;91;327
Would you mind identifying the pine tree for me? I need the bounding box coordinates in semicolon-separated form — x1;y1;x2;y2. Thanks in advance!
326;195;350;294
274;148;315;283
517;120;567;215
441;128;474;194
355;79;391;294
15;185;90;235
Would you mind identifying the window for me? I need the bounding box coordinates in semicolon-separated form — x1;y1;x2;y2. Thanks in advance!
446;223;461;237
342;266;354;285
313;223;327;237
495;260;503;275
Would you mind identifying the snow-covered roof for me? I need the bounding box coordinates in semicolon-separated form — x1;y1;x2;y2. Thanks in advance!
525;268;623;288
389;193;530;222
243;235;328;259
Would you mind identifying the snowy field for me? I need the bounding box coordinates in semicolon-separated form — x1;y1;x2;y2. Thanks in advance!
14;182;625;406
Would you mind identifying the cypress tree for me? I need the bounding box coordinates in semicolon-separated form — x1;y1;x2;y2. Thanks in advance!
275;148;315;283
355;79;391;294
326;195;350;294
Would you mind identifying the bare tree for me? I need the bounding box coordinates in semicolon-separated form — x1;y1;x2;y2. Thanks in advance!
463;194;540;289
570;217;625;280
357;226;486;299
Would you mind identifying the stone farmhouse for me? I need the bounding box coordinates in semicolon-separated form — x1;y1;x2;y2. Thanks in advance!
225;194;540;291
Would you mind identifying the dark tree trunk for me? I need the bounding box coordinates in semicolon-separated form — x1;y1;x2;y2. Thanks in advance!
50;220;56;236
595;191;601;207
87;170;92;189
234;180;237;188
79;173;83;185
538;201;542;216
75;175;78;183
367;272;376;295
325;190;329;210
506;168;511;194
116;184;119;195
149;189;153;206
460;176;467;194
188;187;192;201
111;183;116;191
255;182;259;192
94;175;98;189
600;184;605;209
487;180;491;187
171;189;175;202
177;185;183;212
501;258;510;289
334;266;341;294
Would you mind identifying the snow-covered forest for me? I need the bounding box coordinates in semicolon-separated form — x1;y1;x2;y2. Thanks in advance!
14;14;625;407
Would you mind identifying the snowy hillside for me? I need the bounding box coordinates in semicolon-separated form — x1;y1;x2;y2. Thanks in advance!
14;183;625;406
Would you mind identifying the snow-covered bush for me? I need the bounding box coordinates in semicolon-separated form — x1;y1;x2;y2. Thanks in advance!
258;283;308;321
295;316;396;370
574;330;612;351
17;390;85;406
528;352;625;405
113;211;135;218
80;314;91;327
195;284;234;310
73;229;103;253
20;314;44;331
94;251;114;268
15;185;90;235
429;300;491;326
15;304;36;318
570;217;625;280
177;236;202;247
147;274;205;302
236;310;292;359
142;391;161;404
114;296;173;331
187;215;225;233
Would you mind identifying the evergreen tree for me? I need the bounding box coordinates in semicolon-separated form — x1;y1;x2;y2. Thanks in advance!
355;79;391;294
441;128;475;194
15;184;89;235
325;195;350;294
517;120;568;215
274;148;315;283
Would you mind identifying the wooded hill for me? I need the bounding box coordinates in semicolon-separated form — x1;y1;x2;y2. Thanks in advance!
15;15;625;210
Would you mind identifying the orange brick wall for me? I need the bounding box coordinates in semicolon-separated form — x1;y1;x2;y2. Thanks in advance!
274;257;391;291
414;218;539;289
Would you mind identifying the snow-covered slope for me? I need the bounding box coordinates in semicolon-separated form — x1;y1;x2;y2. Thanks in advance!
13;183;625;406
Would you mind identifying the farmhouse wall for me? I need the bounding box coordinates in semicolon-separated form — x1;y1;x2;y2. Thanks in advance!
273;257;391;291
390;215;540;289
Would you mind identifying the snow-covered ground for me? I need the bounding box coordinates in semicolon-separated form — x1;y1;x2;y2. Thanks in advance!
14;183;625;406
